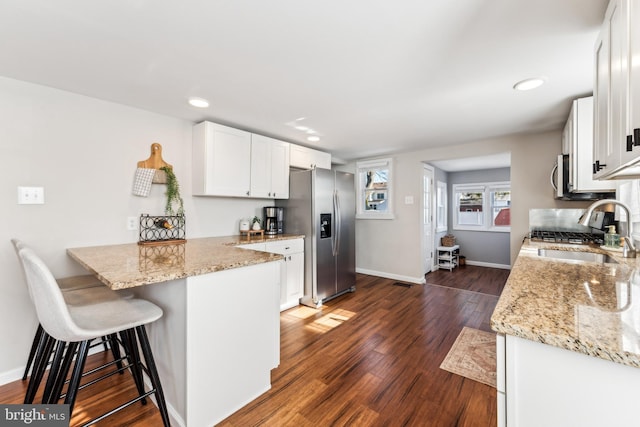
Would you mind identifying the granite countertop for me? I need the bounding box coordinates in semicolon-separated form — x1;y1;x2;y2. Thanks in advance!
491;239;640;369
67;234;304;290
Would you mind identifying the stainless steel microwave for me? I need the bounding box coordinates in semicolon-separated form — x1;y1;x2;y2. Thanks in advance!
551;154;615;201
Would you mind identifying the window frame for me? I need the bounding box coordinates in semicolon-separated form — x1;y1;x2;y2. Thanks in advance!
436;180;448;232
452;181;510;232
356;158;395;220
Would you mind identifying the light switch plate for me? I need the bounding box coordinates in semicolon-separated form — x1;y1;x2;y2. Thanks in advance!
18;186;44;204
404;196;414;205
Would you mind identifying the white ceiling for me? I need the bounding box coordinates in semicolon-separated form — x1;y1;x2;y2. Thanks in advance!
430;152;511;172
0;0;607;161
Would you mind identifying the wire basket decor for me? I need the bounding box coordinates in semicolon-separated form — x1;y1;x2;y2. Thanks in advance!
138;213;186;245
441;234;456;247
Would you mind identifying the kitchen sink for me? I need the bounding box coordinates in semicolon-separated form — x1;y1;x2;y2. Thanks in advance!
537;248;618;264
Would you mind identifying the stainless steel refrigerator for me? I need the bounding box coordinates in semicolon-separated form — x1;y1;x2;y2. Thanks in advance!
277;168;355;308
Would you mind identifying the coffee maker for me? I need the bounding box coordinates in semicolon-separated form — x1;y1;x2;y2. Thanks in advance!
263;207;284;235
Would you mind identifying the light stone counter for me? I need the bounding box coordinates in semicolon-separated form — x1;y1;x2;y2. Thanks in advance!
67;234;304;290
491;239;640;369
67;234;303;426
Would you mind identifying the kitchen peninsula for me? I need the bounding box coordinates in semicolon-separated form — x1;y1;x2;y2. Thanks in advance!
491;239;640;427
67;235;302;427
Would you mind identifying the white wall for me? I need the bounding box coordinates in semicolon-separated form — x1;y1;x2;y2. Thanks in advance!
355;131;593;283
0;77;270;380
447;167;511;267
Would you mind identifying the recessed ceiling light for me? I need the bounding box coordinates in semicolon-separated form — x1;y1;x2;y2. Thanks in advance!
513;78;546;91
295;125;309;131
307;136;320;142
188;97;209;108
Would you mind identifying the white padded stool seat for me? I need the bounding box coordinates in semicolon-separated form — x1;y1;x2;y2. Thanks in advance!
62;285;134;306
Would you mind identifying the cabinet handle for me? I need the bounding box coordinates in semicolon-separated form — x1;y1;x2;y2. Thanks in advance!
246;190;250;196
273;192;276;197
594;160;606;172
624;130;640;152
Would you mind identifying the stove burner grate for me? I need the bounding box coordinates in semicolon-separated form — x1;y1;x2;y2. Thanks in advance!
529;230;603;245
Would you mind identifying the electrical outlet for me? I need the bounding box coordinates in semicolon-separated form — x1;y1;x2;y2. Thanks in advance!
17;186;45;204
127;216;138;231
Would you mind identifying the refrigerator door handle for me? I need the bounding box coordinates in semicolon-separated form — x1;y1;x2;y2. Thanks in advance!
334;189;341;257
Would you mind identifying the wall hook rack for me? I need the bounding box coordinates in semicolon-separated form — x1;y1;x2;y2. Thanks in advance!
137;143;172;183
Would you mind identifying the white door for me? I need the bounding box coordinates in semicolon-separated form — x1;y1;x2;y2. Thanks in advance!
423;165;435;275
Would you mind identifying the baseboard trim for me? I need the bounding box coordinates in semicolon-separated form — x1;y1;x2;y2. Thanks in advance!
356;268;426;284
0;367;23;387
0;342;112;386
465;260;511;270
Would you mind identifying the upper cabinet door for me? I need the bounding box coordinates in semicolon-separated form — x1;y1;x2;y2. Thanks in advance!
592;0;640;178
193;122;252;197
269;139;290;199
250;134;272;198
620;0;640;168
593;26;611;179
289;144;331;170
250;134;290;199
568;97;614;192
608;0;629;169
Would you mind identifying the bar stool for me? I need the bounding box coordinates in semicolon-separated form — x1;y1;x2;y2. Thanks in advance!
11;239;129;381
17;246;170;426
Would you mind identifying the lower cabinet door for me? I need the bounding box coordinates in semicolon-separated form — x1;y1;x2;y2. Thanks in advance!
286;252;304;302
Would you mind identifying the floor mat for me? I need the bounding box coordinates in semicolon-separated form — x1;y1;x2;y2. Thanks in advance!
439;326;497;388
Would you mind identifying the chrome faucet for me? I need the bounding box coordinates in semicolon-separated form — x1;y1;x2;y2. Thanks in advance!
578;199;637;258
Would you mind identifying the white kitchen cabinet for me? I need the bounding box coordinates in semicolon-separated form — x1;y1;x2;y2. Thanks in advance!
289;144;331;170
250;134;290;199
500;334;640;426
593;0;640;178
265;239;304;311
192;121;252;196
593;21;611;178
496;334;506;427
564;96;614;193
238;238;304;311
193;121;290;198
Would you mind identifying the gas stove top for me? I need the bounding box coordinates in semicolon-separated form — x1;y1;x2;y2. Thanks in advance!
529;230;604;245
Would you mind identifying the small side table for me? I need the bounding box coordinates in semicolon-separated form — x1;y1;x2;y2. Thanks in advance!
437;245;459;271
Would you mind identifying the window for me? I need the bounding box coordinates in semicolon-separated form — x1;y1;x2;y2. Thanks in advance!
356;158;394;219
453;182;510;231
436;181;447;232
491;187;511;227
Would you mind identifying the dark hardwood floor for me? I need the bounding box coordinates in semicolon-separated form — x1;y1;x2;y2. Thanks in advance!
0;265;508;426
425;264;509;297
